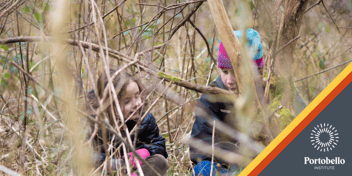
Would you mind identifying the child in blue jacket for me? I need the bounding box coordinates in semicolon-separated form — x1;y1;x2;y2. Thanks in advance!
190;28;306;176
190;28;263;176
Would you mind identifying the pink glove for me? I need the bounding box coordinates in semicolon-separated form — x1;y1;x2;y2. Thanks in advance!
128;148;150;168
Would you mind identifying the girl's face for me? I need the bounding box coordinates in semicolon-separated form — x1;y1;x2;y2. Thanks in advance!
120;80;142;120
220;68;237;92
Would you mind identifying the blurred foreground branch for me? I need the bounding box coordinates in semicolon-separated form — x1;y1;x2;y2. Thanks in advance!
183;136;245;165
0;164;21;176
207;0;243;94
195;107;265;155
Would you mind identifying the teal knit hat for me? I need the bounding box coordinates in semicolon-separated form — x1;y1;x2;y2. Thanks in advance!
218;28;264;69
234;28;263;60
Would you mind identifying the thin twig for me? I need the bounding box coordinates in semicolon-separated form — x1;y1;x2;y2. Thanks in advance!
295;58;352;82
266;105;283;120
9;61;65;102
136;3;166;9
1;115;47;166
210;120;215;176
67;0;127;33
0;0;22;20
168;2;203;40
188;20;216;63
137;0;205;10
112;1;191;40
321;0;340;33
275;35;301;56
0;0;14;12
304;0;322;14
338;26;352;29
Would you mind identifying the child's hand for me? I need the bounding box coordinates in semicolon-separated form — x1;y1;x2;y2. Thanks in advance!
128;148;150;167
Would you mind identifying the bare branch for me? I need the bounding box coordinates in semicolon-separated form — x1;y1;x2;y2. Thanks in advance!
188;20;216;63
168;2;204;39
304;0;322;14
67;0;127;33
321;0;340;33
0;0;22;20
295;58;352;82
275;35;301;56
0;36;234;95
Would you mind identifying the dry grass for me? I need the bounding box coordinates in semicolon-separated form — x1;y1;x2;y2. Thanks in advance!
0;0;352;175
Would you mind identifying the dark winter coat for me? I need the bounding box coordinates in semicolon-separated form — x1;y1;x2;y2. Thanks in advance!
93;113;168;164
190;75;239;165
190;75;307;165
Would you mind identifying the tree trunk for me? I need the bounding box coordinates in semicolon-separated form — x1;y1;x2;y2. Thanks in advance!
276;0;309;113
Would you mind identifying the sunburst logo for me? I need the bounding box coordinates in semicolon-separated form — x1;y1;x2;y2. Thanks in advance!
310;123;339;152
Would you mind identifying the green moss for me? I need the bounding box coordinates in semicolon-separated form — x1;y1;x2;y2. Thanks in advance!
277;107;293;130
268;94;293;130
262;68;268;79
158;72;182;82
268;76;294;130
269;75;285;100
268;96;280;111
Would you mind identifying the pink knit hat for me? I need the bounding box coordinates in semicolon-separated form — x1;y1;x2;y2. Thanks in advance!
217;29;264;69
218;42;233;69
217;42;263;69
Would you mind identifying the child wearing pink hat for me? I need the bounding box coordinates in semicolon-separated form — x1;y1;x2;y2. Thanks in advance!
190;28;306;176
190;28;263;176
217;28;264;92
218;28;263;69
